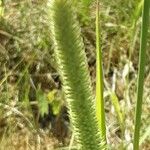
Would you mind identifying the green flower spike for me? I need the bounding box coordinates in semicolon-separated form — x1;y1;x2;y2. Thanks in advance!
48;0;103;149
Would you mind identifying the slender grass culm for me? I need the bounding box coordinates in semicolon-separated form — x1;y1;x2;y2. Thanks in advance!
48;0;104;149
96;0;106;144
133;0;150;150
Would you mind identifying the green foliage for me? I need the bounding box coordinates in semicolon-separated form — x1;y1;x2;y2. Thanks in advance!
110;93;124;131
47;89;62;115
36;88;49;117
49;0;103;149
36;88;63;118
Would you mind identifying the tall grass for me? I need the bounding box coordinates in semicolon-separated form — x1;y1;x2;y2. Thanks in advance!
133;0;150;149
1;0;150;149
50;0;150;149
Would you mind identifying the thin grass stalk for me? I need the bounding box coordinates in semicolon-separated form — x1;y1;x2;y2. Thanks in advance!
96;0;106;142
133;0;150;149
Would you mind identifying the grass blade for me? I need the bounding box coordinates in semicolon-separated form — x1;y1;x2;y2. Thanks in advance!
96;0;107;143
133;0;150;149
110;92;124;131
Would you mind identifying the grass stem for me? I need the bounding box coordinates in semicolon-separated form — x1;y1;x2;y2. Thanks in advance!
133;0;150;149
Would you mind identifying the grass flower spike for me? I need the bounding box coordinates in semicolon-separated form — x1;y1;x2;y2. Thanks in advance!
48;0;103;149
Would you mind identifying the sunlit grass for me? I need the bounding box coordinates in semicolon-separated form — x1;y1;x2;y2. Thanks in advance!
95;0;107;144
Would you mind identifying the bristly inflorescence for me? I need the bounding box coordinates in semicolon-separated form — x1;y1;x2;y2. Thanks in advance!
48;0;103;149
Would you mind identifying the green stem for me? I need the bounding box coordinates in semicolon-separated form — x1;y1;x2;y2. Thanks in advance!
96;0;106;142
133;0;150;150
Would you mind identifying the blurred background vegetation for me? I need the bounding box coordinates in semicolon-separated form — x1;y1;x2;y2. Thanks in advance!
0;0;150;149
